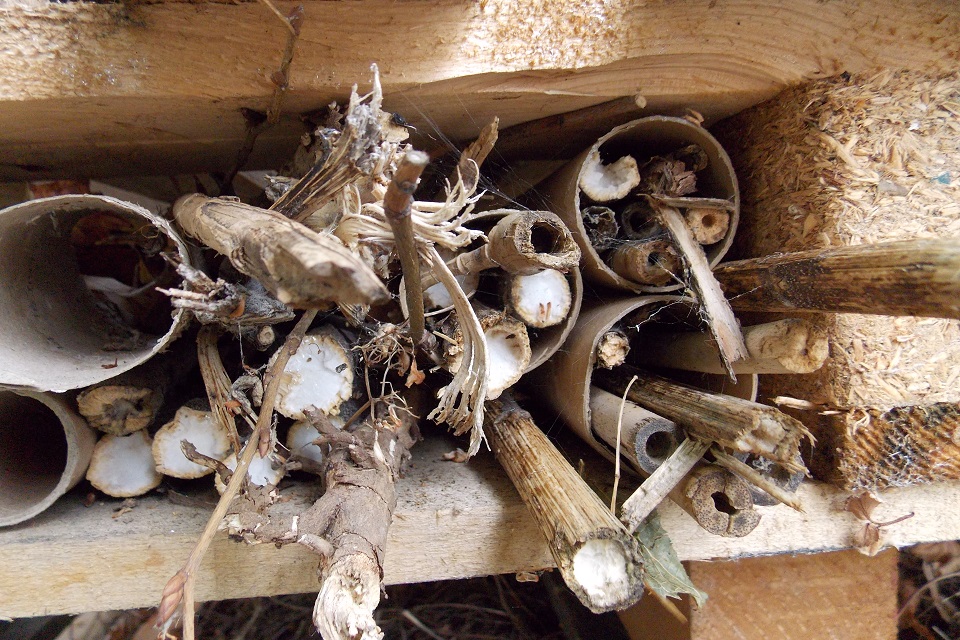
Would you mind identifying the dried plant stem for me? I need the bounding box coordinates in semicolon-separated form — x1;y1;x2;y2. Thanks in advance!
668;464;761;538
158;310;317;639
197;326;243;452
650;199;746;378
710;447;805;512
595;365;809;468
637;318;829;375
714;237;960;319
384;150;430;343
485;394;645;613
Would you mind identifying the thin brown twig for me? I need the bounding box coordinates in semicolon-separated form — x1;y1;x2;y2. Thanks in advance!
384;150;430;343
157;310;317;640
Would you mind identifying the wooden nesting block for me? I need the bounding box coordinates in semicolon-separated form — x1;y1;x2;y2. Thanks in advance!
619;549;899;640
714;70;960;489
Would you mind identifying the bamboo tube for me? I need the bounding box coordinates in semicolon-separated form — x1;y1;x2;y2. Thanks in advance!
588;387;680;474
594;365;808;467
638;318;829;375
172;193;389;308
0;390;97;526
667;464;761;538
714;237;960;319
607;239;680;286
485;396;645;613
0;195;191;392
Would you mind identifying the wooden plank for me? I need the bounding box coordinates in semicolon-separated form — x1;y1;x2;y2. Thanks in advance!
620;549;899;640
0;0;957;178
0;433;958;618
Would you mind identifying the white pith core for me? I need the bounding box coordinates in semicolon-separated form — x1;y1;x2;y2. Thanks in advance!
286;417;342;465
424;273;477;311
572;539;630;599
273;331;353;420
510;269;571;328
87;431;162;498
579;150;641;202
153;407;232;479
485;323;530;399
216;450;284;492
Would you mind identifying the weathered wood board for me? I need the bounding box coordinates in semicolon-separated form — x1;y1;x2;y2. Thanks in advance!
0;435;958;618
0;1;957;178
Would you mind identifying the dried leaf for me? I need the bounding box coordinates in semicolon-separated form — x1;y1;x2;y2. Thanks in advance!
853;522;884;556
846;491;883;521
634;512;707;608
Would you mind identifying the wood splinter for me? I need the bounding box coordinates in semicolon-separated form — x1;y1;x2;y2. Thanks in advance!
595;365;810;469
648;199;747;377
485;394;645;613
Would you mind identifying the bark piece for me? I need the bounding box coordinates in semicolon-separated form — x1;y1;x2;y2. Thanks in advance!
714;237;960;319
485;396;645;613
594;365;809;468
637;318;829;375
172;193;389;308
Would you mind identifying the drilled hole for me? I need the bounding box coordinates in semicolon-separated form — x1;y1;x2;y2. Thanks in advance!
711;491;737;515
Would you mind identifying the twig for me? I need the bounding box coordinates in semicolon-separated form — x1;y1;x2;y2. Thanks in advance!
383;150;430;343
157;310;317;639
401;610;447;640
197;325;243;453
219;4;304;194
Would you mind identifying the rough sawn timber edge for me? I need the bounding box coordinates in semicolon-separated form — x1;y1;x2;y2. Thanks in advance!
0;0;957;178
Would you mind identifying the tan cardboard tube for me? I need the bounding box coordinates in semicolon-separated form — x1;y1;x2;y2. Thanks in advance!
536;116;739;293
0;195;191;391
0;389;96;527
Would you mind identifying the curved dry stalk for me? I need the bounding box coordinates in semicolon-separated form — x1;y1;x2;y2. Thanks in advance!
424;246;489;455
158;309;317;639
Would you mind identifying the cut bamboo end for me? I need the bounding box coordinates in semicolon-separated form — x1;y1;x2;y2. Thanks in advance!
76;385;161;436
0;390;97;527
594;365;809;468
504;269;573;328
86;430;162;499
714;237;960;319
638;318;829;375
446;310;531;400
271;327;355;420
670;464;761;538
607;239;680;286
596;330;630;369
588;387;680;475
486;396;645;613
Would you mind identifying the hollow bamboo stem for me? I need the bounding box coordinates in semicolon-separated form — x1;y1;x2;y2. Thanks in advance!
637;318;829;375
172;194;389;308
714;237;960;319
607;239;680;286
594;365;808;467
485;395;645;613
588;387;680;474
